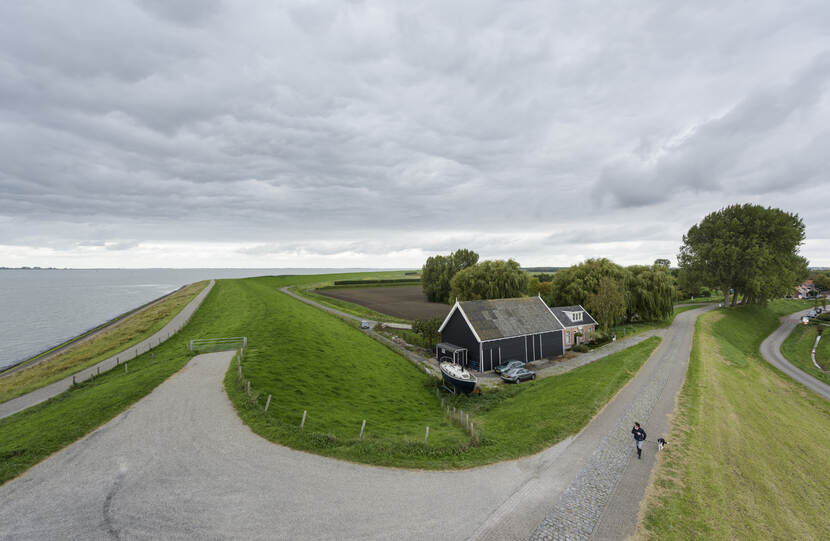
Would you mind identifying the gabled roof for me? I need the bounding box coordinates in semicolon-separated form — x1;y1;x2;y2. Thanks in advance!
439;297;564;342
549;305;598;328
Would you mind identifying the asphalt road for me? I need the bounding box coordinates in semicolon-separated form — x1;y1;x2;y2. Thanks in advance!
0;306;710;541
759;308;830;401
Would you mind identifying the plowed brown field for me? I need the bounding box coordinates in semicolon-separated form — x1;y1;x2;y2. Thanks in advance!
316;285;451;320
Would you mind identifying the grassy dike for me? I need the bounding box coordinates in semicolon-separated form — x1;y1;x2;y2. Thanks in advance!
636;301;830;540
226;273;661;467
1;273;661;483
0;281;207;403
781;323;830;384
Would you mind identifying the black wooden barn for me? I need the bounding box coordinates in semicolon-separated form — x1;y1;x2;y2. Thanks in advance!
437;296;565;372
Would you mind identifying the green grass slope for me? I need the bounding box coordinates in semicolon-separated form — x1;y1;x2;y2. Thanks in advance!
781;324;830;384
637;301;830;540
229;274;661;468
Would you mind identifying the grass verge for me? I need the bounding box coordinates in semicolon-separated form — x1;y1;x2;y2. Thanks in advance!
0;281;207;403
781;323;830;384
636;300;830;540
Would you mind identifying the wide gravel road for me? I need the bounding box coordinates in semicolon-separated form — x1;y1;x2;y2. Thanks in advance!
760;308;830;401
0;307;710;541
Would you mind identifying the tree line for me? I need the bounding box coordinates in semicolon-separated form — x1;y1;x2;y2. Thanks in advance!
421;250;675;332
418;204;809;339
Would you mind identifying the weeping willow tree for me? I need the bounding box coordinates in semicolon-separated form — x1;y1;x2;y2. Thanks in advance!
449;259;529;301
551;258;675;329
626;264;675;321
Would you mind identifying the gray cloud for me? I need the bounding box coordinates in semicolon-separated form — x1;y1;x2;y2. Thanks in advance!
1;1;829;268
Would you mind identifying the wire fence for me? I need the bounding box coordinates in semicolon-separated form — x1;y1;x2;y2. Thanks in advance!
232;344;481;448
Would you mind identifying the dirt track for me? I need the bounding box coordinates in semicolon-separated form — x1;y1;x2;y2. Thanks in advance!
316;285;451;320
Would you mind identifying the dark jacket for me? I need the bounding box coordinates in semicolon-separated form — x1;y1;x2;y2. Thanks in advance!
632;426;646;441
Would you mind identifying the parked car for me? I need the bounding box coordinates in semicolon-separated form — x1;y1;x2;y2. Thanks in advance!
494;359;524;374
817;307;824;314
808;310;817;318
500;367;536;383
360;320;371;329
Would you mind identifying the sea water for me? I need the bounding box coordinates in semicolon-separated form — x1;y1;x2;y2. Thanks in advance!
0;268;380;371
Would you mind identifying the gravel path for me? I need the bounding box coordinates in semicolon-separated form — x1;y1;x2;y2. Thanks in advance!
0;280;214;419
759;308;830;401
0;298;708;540
0;350;571;540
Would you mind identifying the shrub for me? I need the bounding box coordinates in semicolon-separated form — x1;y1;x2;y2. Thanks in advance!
571;344;589;353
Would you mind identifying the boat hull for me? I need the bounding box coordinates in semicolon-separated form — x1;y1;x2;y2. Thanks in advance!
440;366;477;394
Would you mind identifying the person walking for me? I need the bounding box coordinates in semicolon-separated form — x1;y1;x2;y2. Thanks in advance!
632;422;646;459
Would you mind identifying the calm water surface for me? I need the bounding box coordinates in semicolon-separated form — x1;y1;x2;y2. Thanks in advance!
0;268;379;371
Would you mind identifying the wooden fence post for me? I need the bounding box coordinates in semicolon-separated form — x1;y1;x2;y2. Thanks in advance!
97;367;100;376
300;410;307;431
265;394;272;412
125;363;128;374
360;419;366;440
72;375;76;385
424;426;429;444
246;380;251;394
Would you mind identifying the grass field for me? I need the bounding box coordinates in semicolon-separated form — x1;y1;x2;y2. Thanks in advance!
0;281;207;403
636;300;830;540
781;323;830;384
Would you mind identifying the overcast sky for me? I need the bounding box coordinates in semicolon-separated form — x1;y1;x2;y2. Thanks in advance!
1;1;828;269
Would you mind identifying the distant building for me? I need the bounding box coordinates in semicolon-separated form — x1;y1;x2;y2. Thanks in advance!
549;305;598;348
437;297;565;372
796;279;816;299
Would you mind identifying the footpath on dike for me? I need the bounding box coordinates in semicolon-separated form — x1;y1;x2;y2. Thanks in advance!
760;308;830;401
0;280;215;420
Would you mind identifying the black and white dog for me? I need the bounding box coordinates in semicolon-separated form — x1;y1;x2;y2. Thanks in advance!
657;437;668;451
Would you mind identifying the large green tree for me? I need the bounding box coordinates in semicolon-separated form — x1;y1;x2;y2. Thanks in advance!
421;249;479;303
678;204;808;305
550;258;628;330
449;259;529;301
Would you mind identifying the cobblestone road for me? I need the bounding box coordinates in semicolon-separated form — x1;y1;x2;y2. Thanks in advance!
528;306;708;541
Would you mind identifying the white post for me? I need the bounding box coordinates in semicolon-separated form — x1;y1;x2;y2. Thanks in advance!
265;394;272;412
246;381;251;394
424;426;430;443
301;410;307;430
360;419;366;440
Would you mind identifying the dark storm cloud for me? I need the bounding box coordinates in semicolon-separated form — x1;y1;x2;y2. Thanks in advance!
1;1;829;267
